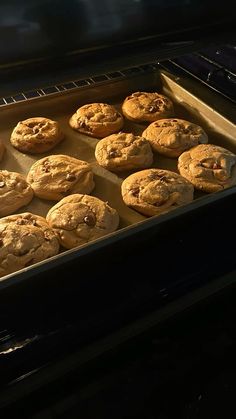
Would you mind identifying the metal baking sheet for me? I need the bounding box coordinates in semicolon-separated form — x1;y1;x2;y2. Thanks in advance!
0;70;235;286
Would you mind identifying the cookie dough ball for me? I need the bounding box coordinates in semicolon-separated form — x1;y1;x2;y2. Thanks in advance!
95;132;153;172
69;103;124;138
178;144;236;193
27;154;95;200
142;118;208;157
121;168;193;217
46;194;119;249
0;170;34;217
0;212;59;278
10;117;64;154
122;92;173;123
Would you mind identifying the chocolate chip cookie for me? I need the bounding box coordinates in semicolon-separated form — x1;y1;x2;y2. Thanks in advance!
121;168;194;217
95;132;153;172
69;103;124;138
0;170;34;217
0;212;59;278
46;194;119;249
122;92;174;123
27;154;95;201
142;118;208;157
10;117;64;154
178;144;236;193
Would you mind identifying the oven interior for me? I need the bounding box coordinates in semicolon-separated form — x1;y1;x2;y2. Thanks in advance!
0;1;235;408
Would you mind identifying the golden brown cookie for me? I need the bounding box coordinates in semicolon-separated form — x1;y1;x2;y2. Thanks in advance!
122;92;174;123
178;144;236;193
46;194;119;249
10;117;64;154
69;103;124;138
121;168;194;217
95;132;153;172
27;154;95;201
0;170;34;217
0;139;5;161
142;118;208;157
0;212;59;278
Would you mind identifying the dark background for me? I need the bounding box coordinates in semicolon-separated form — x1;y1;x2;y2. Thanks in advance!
0;0;236;66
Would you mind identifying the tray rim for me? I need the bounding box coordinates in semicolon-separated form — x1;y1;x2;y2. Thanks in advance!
0;184;235;291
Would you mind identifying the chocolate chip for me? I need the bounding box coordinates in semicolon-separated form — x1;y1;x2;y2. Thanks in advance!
148;106;156;113
84;214;96;227
149;173;161;180
108;150;118;158
66;174;76;181
149;172;167;182
16;218;34;225
154;99;162;105
213;163;221;170
79;121;87;128
0;181;5;188
0;239;3;246
42;161;50;171
159;176;168;182
18;248;29;256
130;188;139;197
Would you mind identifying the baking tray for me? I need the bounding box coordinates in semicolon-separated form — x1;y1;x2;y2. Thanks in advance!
0;69;236;288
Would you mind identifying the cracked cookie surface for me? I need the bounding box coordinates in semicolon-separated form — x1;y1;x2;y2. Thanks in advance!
95;132;153;172
121;168;193;217
178;144;236;192
142;118;208;157
27;154;95;200
122;92;173;123
0;212;59;278
10;117;64;154
46;194;119;249
69;103;124;138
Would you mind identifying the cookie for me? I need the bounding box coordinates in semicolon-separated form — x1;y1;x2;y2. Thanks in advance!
0;139;5;161
0;212;59;278
27;154;95;201
121;168;194;217
0;170;34;217
122;92;173;123
178;144;236;193
69;103;124;138
10;117;64;154
95;132;153;172
142;118;208;157
46;194;119;249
